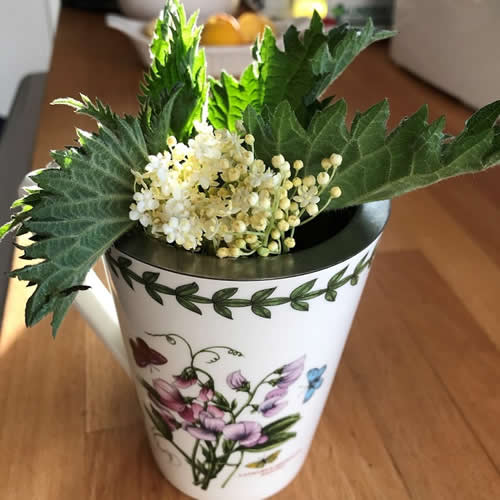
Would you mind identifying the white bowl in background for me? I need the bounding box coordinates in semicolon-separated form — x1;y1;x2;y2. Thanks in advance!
118;0;239;22
105;14;309;76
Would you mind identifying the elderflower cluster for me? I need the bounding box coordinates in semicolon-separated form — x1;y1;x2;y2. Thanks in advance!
129;121;342;258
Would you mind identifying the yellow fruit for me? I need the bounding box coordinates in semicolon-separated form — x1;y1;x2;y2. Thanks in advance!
201;14;243;46
143;19;156;38
238;12;275;44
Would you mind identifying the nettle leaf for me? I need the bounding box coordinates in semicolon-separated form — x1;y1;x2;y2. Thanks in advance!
245;99;500;208
208;16;394;130
139;0;208;144
2;109;148;336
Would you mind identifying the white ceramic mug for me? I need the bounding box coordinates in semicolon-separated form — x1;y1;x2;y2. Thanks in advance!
72;201;390;499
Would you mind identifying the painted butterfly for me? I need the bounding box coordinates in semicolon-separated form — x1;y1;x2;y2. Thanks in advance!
246;450;281;469
303;365;327;403
129;338;167;368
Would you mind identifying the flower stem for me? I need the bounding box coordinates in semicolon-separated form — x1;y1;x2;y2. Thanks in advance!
234;369;277;420
221;451;244;489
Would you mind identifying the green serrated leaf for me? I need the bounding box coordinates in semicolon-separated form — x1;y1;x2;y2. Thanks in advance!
139;0;208;141
246;98;500;208
2;112;146;336
209;17;393;130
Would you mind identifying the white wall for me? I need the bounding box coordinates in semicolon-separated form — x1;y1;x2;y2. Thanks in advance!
0;0;60;117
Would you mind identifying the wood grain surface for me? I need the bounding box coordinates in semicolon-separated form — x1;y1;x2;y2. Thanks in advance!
1;9;499;500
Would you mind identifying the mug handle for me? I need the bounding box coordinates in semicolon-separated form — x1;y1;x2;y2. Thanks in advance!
76;270;132;378
18;172;132;378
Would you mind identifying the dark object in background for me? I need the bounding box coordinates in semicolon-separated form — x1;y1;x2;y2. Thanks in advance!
62;0;119;11
242;0;264;10
331;2;393;28
0;118;5;139
0;74;47;322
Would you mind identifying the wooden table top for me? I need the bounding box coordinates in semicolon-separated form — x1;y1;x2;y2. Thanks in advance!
1;8;500;500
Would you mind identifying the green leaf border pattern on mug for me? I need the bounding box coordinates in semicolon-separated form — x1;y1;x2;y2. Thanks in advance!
105;249;376;320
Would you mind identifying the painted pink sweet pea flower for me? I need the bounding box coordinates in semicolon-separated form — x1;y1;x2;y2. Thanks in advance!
173;367;198;389
198;385;214;402
186;405;226;441
227;370;250;391
223;421;268;448
154;378;186;413
277;355;306;389
259;388;288;418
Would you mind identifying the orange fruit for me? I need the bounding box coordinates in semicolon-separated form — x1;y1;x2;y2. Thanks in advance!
201;14;243;46
238;12;276;44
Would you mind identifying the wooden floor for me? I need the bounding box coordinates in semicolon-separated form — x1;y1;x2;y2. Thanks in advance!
1;9;499;500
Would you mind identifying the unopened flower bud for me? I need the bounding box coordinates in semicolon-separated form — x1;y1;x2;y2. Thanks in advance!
284;237;296;249
235;239;246;249
317;172;330;186
288;215;300;227
258;247;270;257
289;201;299;212
229;247;241;258
279;198;291;211
278;220;290;232
167;136;177;148
306;204;319;216
246;234;258;244
330;186;342;199
303;175;316;187
292;177;302;188
272;155;285;168
293;160;304;171
271;228;281;240
260;197;271;209
330;153;343;168
245;134;255;146
233;220;247;233
321;158;332;170
284;180;294;190
268;241;279;253
217;247;229;259
274;209;285;220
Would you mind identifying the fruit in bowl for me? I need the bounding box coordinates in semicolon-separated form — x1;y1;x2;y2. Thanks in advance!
145;12;276;46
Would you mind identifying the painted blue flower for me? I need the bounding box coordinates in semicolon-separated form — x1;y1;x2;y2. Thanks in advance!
303;365;327;403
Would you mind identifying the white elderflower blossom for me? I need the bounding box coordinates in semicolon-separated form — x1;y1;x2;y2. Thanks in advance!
128;124;343;257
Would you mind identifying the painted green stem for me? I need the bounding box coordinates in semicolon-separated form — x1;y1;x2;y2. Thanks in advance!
106;249;375;319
